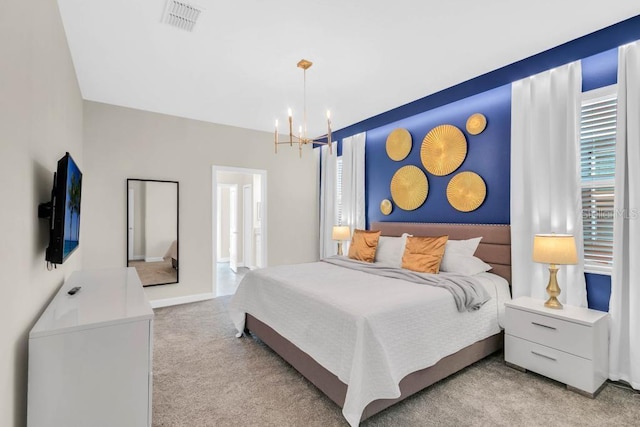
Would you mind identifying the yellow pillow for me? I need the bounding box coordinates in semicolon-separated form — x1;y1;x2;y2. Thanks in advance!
348;229;381;263
402;235;449;273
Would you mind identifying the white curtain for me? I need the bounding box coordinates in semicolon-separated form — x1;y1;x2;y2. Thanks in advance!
341;132;366;254
609;41;640;389
510;61;587;306
319;144;337;259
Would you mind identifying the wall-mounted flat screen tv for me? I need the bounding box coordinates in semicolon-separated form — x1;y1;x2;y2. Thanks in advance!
38;152;82;265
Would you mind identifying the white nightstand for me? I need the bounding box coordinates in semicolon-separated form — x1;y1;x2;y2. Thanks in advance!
504;296;609;397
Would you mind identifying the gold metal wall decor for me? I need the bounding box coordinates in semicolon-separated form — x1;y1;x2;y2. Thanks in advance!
390;165;428;211
386;128;412;161
421;124;467;176
380;199;393;215
466;113;487;135
447;171;487;212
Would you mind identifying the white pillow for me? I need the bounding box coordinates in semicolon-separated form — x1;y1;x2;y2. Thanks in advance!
440;254;492;276
375;233;411;267
444;237;482;257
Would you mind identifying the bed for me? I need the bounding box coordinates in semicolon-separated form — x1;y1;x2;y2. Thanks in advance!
228;222;511;425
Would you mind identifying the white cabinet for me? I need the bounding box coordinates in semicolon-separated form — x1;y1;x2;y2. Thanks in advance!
505;296;608;397
28;267;154;427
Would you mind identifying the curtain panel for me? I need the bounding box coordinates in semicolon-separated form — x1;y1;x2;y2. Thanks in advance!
510;61;587;307
609;41;640;389
319;145;337;258
341;132;366;254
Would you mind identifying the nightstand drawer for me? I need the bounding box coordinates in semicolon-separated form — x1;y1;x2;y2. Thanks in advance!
505;335;598;393
506;306;593;358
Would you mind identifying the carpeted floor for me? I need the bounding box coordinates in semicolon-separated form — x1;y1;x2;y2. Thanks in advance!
152;297;640;426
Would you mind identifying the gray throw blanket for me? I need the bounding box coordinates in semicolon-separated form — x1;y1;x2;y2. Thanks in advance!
322;256;491;312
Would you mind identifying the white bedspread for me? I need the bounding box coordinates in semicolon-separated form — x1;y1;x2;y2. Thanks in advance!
227;261;511;426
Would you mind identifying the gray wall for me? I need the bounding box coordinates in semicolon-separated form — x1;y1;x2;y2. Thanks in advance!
82;101;320;301
0;1;84;426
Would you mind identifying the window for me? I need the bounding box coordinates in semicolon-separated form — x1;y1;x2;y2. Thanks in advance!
580;85;617;274
336;157;343;225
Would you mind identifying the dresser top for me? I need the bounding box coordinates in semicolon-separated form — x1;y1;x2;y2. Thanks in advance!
505;296;608;326
30;267;153;338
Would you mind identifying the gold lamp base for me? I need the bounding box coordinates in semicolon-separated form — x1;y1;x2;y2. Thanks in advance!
337;242;344;256
544;264;563;309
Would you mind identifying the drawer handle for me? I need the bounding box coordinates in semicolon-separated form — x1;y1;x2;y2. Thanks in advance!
531;321;556;330
531;350;557;361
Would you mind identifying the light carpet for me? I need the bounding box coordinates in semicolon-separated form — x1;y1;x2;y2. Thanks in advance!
152;297;639;426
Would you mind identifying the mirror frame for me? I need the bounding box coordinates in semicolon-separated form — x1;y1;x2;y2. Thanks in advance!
126;178;179;286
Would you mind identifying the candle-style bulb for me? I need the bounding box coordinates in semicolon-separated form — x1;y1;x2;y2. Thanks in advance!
288;108;292;117
326;110;331;120
275;119;278;128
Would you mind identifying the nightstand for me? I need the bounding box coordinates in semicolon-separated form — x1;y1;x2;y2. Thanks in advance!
504;296;609;397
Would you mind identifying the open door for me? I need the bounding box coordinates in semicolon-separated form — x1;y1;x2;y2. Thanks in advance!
229;185;238;273
242;184;253;269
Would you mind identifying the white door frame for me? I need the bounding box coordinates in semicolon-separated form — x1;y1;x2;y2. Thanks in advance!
212;166;267;295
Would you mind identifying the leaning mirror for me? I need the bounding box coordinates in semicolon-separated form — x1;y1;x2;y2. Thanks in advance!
127;179;179;286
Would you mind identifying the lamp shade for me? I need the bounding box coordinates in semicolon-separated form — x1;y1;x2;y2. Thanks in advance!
332;226;351;241
532;234;578;265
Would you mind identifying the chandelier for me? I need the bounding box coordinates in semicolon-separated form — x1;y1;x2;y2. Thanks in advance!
274;59;333;157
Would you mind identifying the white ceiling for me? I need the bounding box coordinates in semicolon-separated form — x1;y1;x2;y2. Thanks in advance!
57;0;639;137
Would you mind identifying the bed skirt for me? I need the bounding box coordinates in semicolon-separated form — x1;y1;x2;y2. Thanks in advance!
246;313;504;422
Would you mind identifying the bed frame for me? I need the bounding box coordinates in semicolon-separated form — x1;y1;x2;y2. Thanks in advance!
245;222;511;422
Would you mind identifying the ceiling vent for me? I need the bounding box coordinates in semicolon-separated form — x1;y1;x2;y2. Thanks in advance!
162;1;202;32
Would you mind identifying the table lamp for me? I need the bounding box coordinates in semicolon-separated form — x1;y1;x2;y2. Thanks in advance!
332;226;351;256
532;234;578;309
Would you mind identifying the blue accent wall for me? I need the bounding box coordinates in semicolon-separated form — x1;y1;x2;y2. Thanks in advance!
582;48;618;91
366;85;511;225
329;16;640;312
586;273;612;312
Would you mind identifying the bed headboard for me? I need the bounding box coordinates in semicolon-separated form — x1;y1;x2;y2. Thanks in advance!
371;222;512;284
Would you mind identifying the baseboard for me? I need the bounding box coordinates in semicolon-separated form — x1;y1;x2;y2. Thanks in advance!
217;258;230;263
150;293;215;309
144;256;164;263
129;255;145;261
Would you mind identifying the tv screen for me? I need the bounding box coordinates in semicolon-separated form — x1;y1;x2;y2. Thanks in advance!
42;152;82;265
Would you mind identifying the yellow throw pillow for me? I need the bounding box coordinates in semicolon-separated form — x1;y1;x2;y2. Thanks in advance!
402;235;449;273
348;229;381;263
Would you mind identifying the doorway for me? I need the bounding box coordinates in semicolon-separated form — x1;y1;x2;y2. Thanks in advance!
212;166;267;296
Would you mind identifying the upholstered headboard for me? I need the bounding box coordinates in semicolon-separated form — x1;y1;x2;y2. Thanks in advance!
371;222;512;284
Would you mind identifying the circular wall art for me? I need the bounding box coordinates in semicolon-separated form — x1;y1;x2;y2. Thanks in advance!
446;171;487;212
380;199;393;215
466;113;487;135
390;165;428;211
421;124;467;176
386;128;412;161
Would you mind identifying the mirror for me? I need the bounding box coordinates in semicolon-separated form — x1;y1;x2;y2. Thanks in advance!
127;179;179;286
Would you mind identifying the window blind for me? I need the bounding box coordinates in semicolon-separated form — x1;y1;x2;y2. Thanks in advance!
580;94;616;272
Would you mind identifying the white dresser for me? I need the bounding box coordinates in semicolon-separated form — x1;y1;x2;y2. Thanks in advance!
28;267;154;427
504;296;608;397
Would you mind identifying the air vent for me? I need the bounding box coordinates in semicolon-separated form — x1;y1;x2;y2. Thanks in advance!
162;1;202;32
